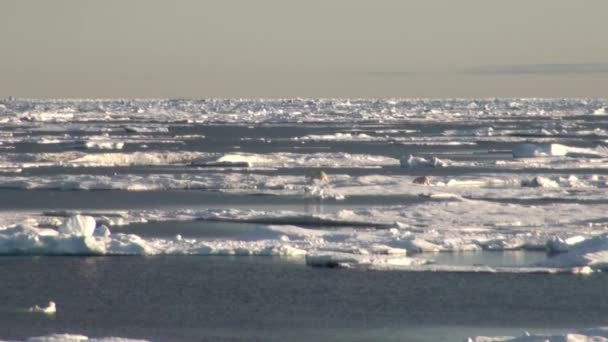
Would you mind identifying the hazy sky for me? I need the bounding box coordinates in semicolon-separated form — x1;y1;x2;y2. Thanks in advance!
1;0;607;98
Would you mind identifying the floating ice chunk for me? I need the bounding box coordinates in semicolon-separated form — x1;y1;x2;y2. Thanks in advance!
191;153;269;167
37;138;63;144
572;266;594;275
445;179;489;187
58;215;96;237
593;107;607;115
216;154;266;166
479;238;526;251
369;245;407;255
520;176;559;188
512;143;605;158
265;244;307;256
68;152;204;167
400;155;447;168
545;235;586;253
399;238;442;253
28;301;56;315
293;133;381;141
442;127;494;137
418;192;465;200
512;143;568;158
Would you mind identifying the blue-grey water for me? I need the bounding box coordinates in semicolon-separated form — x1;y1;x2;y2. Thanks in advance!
1;256;606;342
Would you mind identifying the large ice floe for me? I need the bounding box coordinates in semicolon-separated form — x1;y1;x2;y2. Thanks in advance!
2;200;608;272
0;151;397;169
0;171;607;203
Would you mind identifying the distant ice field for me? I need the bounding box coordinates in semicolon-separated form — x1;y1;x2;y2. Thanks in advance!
4;98;608;341
2;98;608;271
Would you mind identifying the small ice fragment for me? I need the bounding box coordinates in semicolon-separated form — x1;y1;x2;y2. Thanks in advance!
175;234;182;241
28;301;56;315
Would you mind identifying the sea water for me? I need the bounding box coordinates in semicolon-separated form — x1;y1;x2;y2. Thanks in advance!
1;256;607;342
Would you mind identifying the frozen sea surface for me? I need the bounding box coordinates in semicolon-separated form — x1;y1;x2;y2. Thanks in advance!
2;98;608;340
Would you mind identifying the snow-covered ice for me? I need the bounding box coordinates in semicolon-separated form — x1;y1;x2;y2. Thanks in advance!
2;97;608;273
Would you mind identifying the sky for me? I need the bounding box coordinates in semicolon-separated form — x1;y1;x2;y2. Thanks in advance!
1;0;607;98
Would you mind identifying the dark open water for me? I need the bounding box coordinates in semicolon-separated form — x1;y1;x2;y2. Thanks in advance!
0;256;606;342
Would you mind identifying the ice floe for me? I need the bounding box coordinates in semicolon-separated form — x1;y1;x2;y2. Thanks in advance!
0;151;398;169
1;203;608;272
512;143;607;158
2;170;608;205
28;301;56;315
292;132;384;142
